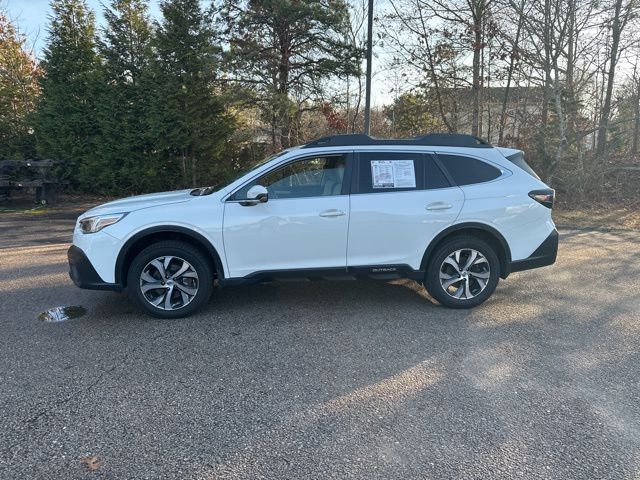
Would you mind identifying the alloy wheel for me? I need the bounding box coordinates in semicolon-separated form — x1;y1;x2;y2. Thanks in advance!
139;256;199;310
439;249;491;300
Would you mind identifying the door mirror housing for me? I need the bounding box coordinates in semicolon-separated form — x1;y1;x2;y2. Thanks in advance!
241;185;268;206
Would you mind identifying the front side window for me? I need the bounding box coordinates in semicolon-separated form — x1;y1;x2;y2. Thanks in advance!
231;155;346;200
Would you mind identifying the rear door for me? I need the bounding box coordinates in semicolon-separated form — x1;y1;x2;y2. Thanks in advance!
346;151;464;270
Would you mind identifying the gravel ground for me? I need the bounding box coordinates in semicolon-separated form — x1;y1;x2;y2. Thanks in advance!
1;209;639;479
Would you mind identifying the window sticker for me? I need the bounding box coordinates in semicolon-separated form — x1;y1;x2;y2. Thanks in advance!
371;160;416;189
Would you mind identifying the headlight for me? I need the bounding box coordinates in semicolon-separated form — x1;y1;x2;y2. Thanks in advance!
79;213;127;234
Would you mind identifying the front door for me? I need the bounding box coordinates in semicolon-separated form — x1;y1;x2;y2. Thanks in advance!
223;153;351;278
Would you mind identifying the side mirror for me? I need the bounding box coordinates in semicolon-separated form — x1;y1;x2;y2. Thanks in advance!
241;185;268;206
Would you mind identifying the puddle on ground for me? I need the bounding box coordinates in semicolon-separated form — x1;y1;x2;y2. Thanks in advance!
38;306;87;323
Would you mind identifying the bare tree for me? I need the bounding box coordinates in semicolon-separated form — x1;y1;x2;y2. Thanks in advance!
634;72;640;154
344;0;368;133
595;0;639;160
497;0;526;144
385;0;495;137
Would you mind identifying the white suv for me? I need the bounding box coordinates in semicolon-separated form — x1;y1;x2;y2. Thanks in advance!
68;134;558;318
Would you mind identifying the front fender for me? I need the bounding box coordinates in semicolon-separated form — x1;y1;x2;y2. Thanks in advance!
114;224;226;286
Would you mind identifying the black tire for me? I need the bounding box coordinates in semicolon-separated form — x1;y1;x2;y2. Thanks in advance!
127;240;214;319
424;235;500;309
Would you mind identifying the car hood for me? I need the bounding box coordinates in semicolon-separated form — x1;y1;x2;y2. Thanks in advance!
83;189;194;216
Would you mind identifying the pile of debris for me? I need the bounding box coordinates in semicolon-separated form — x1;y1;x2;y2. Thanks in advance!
0;159;67;205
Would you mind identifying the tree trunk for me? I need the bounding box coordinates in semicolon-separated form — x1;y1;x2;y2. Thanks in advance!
346;75;351;133
353;72;364;133
565;0;577;143
277;23;292;149
633;83;640;154
592;65;602;151
481;19;487;140
191;155;197;188
498;0;524;145
540;0;552;129
181;148;187;187
547;60;567;183
471;10;482;137
596;0;624;160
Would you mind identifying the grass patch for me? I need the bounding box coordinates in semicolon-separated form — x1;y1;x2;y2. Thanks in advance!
0;205;49;215
553;205;640;230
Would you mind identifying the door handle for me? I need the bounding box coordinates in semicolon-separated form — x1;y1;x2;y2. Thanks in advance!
319;209;346;217
426;202;453;211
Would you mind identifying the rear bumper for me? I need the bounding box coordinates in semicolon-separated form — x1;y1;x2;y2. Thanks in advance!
68;245;122;291
508;229;558;274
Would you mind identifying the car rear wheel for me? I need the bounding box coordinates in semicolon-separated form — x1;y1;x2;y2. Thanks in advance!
127;241;214;318
424;235;500;309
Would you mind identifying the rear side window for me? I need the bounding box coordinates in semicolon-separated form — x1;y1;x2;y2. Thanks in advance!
437;154;501;186
506;152;540;179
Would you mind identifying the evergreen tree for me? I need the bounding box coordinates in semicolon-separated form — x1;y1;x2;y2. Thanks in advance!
219;0;360;149
0;11;40;159
33;0;100;189
148;0;233;189
385;93;446;138
96;0;153;192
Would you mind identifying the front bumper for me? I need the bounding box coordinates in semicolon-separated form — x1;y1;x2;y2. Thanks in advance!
508;229;559;274
68;245;122;291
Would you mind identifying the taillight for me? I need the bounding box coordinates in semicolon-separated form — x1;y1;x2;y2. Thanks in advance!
529;189;555;209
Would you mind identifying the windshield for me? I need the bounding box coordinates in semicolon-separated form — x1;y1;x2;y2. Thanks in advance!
190;150;289;196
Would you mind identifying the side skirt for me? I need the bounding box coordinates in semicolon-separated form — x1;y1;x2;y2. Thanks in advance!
220;264;424;287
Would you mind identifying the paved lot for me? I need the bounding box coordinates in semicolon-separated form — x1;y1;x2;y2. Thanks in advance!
1;208;639;479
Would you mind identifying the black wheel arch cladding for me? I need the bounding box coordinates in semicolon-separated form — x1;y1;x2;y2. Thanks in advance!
420;222;512;278
115;226;224;287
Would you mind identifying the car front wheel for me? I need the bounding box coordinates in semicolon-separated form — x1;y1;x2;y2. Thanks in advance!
424;235;500;309
127;241;214;318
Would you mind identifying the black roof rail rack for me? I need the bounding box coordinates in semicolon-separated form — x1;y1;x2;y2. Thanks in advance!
301;133;492;149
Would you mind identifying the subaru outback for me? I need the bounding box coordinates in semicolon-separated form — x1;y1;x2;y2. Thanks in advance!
68;134;558;318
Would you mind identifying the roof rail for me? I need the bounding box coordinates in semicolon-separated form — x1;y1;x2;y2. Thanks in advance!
301;133;492;149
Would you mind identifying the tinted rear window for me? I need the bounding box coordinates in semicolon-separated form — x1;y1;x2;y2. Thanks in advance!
506;152;540;179
437;154;501;186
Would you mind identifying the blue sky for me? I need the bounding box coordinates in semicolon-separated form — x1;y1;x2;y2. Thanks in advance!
5;0;162;57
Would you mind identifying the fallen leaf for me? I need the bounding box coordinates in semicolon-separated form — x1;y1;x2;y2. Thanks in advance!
81;455;104;472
